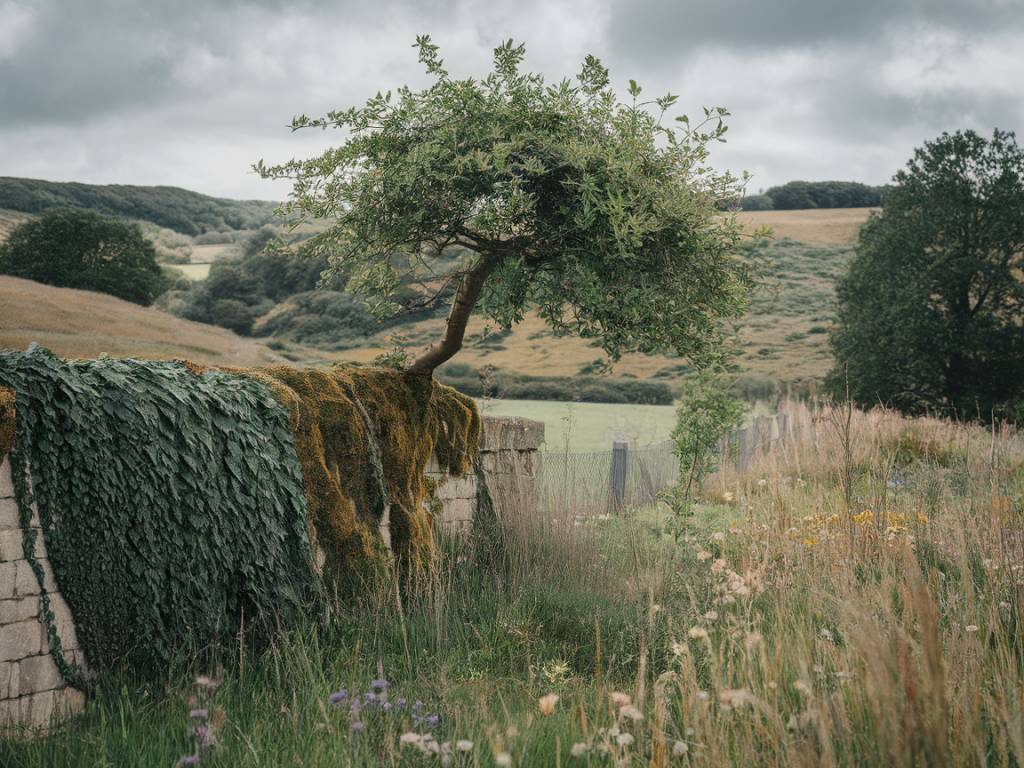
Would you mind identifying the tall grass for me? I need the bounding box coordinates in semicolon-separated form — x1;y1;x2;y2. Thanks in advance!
2;402;1021;766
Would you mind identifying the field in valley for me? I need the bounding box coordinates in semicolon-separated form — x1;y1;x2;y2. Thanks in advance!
5;399;1021;767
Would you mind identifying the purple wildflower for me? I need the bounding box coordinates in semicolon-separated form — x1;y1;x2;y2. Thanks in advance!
363;691;379;707
328;690;349;706
371;678;389;691
176;756;201;767
394;698;407;710
189;708;208;720
350;719;366;734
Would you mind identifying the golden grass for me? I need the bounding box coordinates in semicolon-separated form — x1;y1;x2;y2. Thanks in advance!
0;208;33;242
0;275;288;367
735;207;874;246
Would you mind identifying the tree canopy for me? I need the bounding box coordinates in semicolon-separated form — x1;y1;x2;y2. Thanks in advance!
828;129;1024;420
0;208;166;305
258;37;751;374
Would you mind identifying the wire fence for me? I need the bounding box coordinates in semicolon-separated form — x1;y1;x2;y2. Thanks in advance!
539;413;790;515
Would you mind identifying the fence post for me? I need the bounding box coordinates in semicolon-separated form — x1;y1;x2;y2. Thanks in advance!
610;440;628;512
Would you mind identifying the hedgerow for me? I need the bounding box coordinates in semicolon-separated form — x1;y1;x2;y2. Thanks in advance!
0;346;316;677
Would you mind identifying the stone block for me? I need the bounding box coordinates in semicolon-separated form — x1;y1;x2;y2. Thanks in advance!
53;686;85;718
18;654;62;694
51;595;78;651
0;598;38;626
19;689;55;729
435;475;477;501
14;560;40;597
441;497;474;524
0;620;42;662
0;562;17;601
0;661;15;698
0;497;18;530
481;416;545;452
0;529;27;563
0;697;18;726
0;458;13;500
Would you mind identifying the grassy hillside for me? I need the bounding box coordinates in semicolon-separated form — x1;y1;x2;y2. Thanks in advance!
0;208;33;240
0;177;276;236
299;208;868;388
0;275;288;367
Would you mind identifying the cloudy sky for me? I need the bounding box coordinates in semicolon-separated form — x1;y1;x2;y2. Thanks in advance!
2;0;1022;201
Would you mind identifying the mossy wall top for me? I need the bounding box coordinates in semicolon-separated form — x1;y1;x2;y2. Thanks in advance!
0;386;13;460
0;348;482;678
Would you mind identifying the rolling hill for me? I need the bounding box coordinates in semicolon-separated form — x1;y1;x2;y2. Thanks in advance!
0;275;289;367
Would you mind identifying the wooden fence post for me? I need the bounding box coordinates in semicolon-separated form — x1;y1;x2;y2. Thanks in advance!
610;440;628;512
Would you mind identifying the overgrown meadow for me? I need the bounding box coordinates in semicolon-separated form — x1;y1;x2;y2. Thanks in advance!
3;401;1022;767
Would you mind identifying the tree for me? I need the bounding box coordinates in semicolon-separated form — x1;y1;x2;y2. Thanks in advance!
0;208;166;305
828;129;1024;419
257;37;751;376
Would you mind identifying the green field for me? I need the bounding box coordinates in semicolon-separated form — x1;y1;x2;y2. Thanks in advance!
477;398;677;452
168;263;212;281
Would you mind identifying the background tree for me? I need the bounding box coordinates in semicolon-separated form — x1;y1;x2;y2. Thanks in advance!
0;208;166;305
258;37;751;376
828;129;1024;419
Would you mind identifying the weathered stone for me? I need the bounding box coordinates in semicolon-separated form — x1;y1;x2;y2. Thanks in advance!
0;661;14;698
19;689;55;729
53;686;85;717
442;497;474;524
0;697;19;726
18;654;62;694
0;458;13;500
14;560;40;597
0;598;38;626
480;416;544;452
0;620;41;662
50;594;79;651
0;497;18;530
435;475;477;501
0;562;18;601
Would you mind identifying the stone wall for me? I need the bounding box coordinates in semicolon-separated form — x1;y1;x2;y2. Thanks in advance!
432;415;544;533
0;456;85;732
0;413;543;732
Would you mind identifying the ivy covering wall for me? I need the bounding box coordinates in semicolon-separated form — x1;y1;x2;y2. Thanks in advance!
0;346;315;676
0;347;482;681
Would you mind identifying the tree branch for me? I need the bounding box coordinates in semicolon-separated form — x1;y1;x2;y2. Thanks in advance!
405;255;499;375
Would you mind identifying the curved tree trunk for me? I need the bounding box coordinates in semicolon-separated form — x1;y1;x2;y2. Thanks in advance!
406;256;498;376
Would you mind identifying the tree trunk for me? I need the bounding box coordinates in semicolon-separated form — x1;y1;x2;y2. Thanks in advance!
406;256;498;376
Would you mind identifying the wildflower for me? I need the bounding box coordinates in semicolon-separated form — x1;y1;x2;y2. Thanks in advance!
570;742;589;757
671;640;688;657
456;740;474;752
1000;601;1011;610
619;705;643;721
401;732;424;746
176;757;200;767
495;751;513;767
609;692;632;708
697;690;710;702
696;550;712;562
965;624;979;633
371;678;389;691
538;693;559;716
672;741;689;756
803;537;818;548
194;676;220;692
189;708;208;720
350;720;365;733
744;631;764;650
712;531;725;542
711;558;727;573
916;512;929;524
703;610;719;621
687;627;709;640
328;690;349;706
819;628;834;642
616;733;635;746
193;724;216;749
757;478;767;487
723;491;735;503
